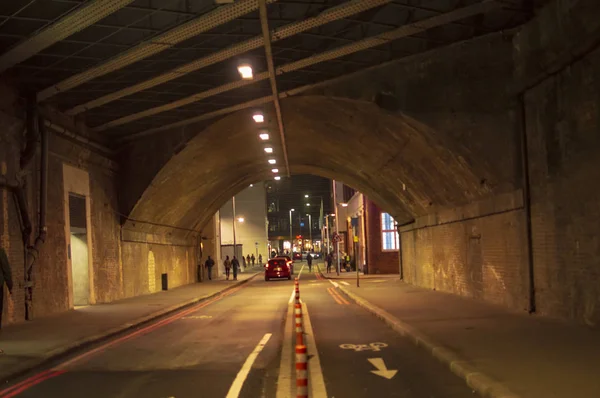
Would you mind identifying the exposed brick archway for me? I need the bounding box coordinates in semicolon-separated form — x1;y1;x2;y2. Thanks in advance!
126;95;503;235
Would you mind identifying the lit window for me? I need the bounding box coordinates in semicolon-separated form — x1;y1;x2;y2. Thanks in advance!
381;213;399;251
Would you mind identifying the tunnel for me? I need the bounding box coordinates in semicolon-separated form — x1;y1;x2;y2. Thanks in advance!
0;0;599;396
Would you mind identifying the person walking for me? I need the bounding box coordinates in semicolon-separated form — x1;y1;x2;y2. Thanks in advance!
224;256;232;280
326;253;333;273
0;247;13;351
306;252;313;273
204;256;215;280
258;254;263;265
246;254;251;267
251;254;255;266
232;256;240;281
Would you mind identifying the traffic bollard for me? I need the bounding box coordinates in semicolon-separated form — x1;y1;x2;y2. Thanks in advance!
296;345;308;398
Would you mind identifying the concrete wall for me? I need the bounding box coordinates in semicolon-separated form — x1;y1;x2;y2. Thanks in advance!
220;184;268;264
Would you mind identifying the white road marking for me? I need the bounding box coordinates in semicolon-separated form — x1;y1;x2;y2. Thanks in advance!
297;263;305;279
340;342;388;352
340;281;350;286
302;302;328;397
226;333;272;398
368;358;398;379
276;305;294;398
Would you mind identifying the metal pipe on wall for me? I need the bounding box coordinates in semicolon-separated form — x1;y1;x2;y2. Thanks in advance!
23;116;49;320
518;94;536;314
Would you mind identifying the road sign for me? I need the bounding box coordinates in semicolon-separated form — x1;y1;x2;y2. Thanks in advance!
353;236;359;242
368;358;397;379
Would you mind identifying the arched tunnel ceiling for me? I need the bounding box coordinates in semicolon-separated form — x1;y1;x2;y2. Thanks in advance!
0;0;540;234
128;95;494;234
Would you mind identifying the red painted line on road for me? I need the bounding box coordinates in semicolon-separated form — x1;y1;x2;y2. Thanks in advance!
0;282;247;397
0;370;52;397
0;371;66;398
327;287;343;305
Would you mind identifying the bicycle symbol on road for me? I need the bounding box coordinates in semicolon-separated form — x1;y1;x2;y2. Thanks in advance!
339;342;388;352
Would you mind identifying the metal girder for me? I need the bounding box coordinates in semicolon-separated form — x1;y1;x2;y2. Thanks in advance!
94;0;502;132
0;0;135;74
37;0;275;102
259;0;290;177
66;0;394;116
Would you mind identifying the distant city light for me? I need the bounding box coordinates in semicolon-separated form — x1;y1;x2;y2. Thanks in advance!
264;147;273;153
249;184;253;187
271;168;279;173
304;194;309;198
268;159;276;164
306;203;310;206
274;176;281;180
253;113;264;123
259;132;269;140
237;64;253;79
237;217;245;222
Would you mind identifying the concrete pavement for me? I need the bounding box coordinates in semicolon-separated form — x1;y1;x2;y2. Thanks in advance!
0;267;262;384
320;267;600;398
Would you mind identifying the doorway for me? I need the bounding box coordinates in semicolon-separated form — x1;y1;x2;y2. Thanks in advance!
68;193;90;306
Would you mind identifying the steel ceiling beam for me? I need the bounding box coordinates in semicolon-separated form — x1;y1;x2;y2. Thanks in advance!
37;0;275;102
259;0;290;177
0;0;135;74
66;0;394;116
117;0;503;143
94;0;502;132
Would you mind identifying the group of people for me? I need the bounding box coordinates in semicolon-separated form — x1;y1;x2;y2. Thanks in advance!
325;252;352;273
201;253;264;281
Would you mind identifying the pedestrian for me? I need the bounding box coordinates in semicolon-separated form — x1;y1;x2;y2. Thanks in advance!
204;256;215;280
258;254;263;265
326;253;333;273
307;252;313;272
251;254;255;265
232;256;240;281
242;255;247;270
224;255;232;280
0;248;13;353
246;254;251;267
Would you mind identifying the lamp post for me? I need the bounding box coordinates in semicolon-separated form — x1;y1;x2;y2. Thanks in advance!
332;180;340;276
232;196;237;260
289;208;295;253
306;213;312;250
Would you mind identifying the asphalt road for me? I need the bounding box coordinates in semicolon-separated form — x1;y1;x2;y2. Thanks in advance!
2;263;475;398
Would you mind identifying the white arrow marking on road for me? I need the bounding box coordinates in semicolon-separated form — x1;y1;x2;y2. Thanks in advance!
368;358;397;380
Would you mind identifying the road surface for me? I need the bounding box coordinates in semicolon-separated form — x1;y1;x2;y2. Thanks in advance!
1;263;475;398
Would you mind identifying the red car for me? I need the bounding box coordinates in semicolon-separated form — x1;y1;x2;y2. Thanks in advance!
293;252;302;261
265;258;292;281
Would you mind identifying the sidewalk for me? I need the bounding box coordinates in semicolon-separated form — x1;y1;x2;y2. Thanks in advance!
0;267;262;382
325;272;600;398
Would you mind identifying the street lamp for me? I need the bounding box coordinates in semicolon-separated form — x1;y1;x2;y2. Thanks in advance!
306;213;312;250
289;209;295;251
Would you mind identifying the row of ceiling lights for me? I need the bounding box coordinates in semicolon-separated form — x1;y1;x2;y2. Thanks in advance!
238;63;282;182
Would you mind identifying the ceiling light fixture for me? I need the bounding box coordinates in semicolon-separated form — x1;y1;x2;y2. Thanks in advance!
237;64;253;79
271;168;279;173
253;113;264;123
274;176;281;180
264;147;273;153
268;159;276;164
259;132;269;140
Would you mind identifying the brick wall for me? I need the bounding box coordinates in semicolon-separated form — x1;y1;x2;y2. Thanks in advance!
400;191;529;311
365;199;399;275
514;0;600;325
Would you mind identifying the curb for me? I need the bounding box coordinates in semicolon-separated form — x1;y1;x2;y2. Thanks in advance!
1;272;260;383
318;267;521;398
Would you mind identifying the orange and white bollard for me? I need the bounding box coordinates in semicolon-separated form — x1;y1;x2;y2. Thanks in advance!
295;283;300;305
295;303;304;345
296;345;308;398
